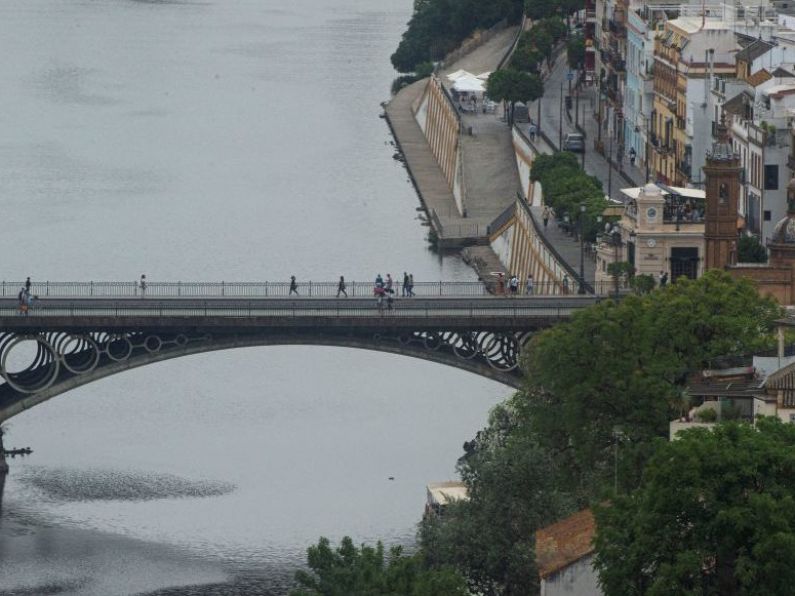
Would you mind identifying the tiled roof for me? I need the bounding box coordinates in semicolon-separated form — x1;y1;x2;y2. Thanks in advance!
748;69;772;87
772;67;794;78
736;39;774;62
535;509;596;579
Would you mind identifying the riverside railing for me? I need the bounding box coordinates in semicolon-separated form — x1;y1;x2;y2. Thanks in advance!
1;280;614;299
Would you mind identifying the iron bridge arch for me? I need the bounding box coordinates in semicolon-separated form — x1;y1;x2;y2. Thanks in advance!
0;328;533;422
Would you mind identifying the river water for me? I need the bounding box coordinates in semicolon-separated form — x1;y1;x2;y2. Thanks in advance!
0;1;509;595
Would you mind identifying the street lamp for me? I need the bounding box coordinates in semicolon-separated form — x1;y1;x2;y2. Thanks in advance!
611;226;622;300
607;132;614;198
559;80;564;149
578;204;587;294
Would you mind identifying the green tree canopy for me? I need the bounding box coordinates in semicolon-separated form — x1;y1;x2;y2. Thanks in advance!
486;69;543;124
738;234;768;263
530;152;607;240
522;271;781;490
291;536;468;596
391;0;524;73
420;399;579;596
566;33;585;69
594;419;795;596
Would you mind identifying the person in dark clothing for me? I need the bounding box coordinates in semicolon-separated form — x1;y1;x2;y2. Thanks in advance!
337;276;347;297
25;277;31;294
289;276;299;296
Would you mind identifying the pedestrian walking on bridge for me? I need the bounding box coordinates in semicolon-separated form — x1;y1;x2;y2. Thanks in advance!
337;276;347;297
139;274;147;298
289;276;299;296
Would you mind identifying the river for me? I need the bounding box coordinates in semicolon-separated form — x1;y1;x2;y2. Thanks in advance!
0;1;509;595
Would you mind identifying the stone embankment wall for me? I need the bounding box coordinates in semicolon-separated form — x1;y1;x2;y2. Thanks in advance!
489;196;572;292
485;121;575;289
512;126;541;205
413;76;465;214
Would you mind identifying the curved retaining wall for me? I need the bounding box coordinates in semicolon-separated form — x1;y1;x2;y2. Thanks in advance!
414;76;464;213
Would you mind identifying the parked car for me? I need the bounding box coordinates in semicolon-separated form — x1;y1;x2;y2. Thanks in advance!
563;132;585;153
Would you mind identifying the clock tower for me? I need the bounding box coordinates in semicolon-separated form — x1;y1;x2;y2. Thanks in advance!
703;118;741;269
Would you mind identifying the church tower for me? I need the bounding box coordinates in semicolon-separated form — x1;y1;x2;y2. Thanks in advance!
703;118;742;269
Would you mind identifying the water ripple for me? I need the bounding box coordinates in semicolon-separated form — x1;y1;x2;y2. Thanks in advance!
18;467;236;502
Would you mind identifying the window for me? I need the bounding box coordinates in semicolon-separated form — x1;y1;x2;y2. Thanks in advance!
765;164;779;190
765;210;772;221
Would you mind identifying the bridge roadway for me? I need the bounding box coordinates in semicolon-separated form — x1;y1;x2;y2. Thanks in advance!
0;295;600;421
0;295;599;330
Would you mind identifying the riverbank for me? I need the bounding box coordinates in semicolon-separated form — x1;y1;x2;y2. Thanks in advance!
384;27;519;250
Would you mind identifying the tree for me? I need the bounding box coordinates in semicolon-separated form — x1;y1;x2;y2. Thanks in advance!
486;69;543;124
419;399;579;596
521;271;781;492
391;0;525;73
524;0;557;20
594;419;795;596
566;33;585;70
530;152;607;240
511;45;543;73
291;536;468;596
738;234;768;263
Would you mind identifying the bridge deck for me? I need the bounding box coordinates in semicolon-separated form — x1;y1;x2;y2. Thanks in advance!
0;296;599;331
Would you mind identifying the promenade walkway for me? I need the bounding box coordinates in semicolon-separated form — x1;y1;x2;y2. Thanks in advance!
384;79;463;238
441;28;521;228
384;27;518;245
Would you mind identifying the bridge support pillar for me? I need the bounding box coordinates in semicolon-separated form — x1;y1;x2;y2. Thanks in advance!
0;430;8;475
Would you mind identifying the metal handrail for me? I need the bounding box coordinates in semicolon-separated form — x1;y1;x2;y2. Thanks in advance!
0;302;584;319
515;194;596;294
0;280;607;299
487;202;516;236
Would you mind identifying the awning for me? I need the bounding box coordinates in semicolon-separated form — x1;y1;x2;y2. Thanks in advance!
446;69;474;81
452;76;485;93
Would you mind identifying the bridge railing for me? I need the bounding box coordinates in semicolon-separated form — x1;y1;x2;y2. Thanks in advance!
0;302;587;319
0;280;612;298
2;281;492;298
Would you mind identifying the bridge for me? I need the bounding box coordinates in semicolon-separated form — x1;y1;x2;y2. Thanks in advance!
0;281;600;423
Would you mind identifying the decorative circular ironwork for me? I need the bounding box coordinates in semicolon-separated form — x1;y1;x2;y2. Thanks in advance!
451;332;479;360
423;333;441;350
144;336;162;353
106;335;134;361
0;336;59;394
56;334;100;375
0;327;529;406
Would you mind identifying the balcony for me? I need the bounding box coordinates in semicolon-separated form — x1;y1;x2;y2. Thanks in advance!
650;134;673;155
676;161;693;181
608;19;626;37
611;56;626;72
586;8;596;21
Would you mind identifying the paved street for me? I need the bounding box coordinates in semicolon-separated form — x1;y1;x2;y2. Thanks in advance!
529;54;645;203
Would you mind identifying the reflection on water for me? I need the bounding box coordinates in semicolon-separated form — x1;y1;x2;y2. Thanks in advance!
0;0;508;594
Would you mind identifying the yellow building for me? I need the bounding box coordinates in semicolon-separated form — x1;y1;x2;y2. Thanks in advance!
651;18;736;186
